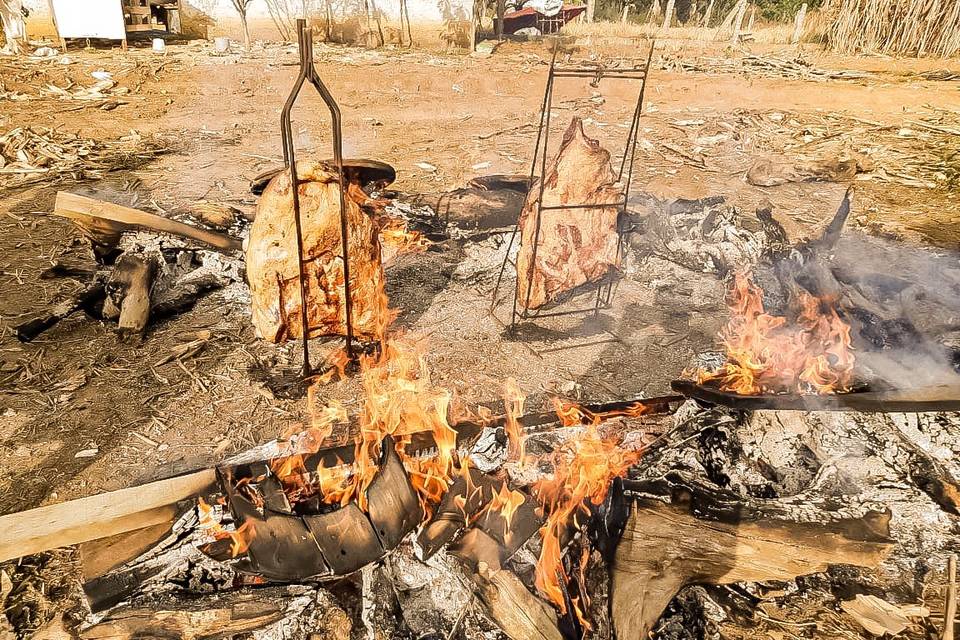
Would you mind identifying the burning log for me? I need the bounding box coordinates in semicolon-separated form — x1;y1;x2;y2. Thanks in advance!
246;160;389;343
452;528;563;640
515;117;623;310
609;472;893;638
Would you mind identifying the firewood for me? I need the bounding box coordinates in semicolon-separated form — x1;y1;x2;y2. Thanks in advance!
79;522;175;581
0;470;216;563
610;472;893;639
452;528;564;640
102;255;157;335
79;587;297;640
53;191;242;252
14;282;105;342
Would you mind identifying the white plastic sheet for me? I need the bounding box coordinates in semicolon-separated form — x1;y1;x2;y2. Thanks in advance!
50;0;126;40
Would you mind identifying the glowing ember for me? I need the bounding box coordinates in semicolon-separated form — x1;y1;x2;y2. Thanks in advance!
695;272;855;395
532;416;641;625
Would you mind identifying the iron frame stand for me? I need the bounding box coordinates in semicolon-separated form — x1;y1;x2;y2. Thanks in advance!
280;19;354;377
491;42;656;331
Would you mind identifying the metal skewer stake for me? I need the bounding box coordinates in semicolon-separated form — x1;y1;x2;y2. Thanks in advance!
280;19;354;377
491;41;656;330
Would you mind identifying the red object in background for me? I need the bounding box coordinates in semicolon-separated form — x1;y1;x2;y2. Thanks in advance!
497;5;587;35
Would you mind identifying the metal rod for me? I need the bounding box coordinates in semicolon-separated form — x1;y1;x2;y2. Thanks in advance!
539;202;625;211
517;49;558;325
491;48;556;317
278;19;356;377
552;72;648;79
302;30;354;360
280;23;313;378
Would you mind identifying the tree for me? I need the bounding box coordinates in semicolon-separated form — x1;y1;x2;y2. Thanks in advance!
230;0;255;50
0;0;26;55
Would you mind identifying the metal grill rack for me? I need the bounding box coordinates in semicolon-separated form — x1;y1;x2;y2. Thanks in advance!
491;42;656;333
280;19;354;377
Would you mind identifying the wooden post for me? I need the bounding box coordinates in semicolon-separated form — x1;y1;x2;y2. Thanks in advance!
585;0;595;23
660;0;674;29
791;2;807;43
730;0;748;43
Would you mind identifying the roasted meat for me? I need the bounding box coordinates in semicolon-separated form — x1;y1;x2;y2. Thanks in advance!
246;161;388;343
515;117;623;311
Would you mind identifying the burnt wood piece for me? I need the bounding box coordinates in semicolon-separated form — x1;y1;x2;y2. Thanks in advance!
417;468;499;561
365;438;423;549
671;379;960;413
14;282;106;342
79;586;299;639
304;503;384;575
610;471;893;639
249;158;396;195
473;491;542;563
103;254;157;335
451;528;564;640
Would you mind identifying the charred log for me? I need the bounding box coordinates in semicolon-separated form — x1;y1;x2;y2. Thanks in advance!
610;471;892;639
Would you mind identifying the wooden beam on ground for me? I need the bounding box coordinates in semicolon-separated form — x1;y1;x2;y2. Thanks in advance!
611;472;893;638
0;469;216;562
53;191;242;252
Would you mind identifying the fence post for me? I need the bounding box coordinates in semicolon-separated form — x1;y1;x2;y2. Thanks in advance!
791;2;808;44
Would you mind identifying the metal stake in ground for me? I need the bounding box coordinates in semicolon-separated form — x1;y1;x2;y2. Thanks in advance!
280;19;354;377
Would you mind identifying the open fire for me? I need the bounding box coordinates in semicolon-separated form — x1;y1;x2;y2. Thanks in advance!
199;275;664;625
693;272;856;395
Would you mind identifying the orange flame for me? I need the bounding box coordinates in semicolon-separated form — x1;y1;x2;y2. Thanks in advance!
532;422;640;624
197;496;258;558
502;378;527;465
695;272;855;395
487;480;526;529
553;398;659;427
379;217;431;265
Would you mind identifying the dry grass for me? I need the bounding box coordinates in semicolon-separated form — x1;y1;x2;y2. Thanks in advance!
561;21;796;45
822;0;960;57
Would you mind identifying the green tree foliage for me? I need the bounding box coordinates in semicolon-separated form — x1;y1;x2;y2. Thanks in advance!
592;0;821;24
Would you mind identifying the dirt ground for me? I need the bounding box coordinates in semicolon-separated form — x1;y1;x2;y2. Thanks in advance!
1;31;959;597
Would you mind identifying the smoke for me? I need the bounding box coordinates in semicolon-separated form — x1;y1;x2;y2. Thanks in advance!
771;228;960;390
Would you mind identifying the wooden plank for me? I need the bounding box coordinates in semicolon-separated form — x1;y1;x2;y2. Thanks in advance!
0;469;216;562
54;192;242;252
80;522;174;580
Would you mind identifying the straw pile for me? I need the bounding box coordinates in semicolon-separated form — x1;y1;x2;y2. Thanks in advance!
0;127;170;191
823;0;960;57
